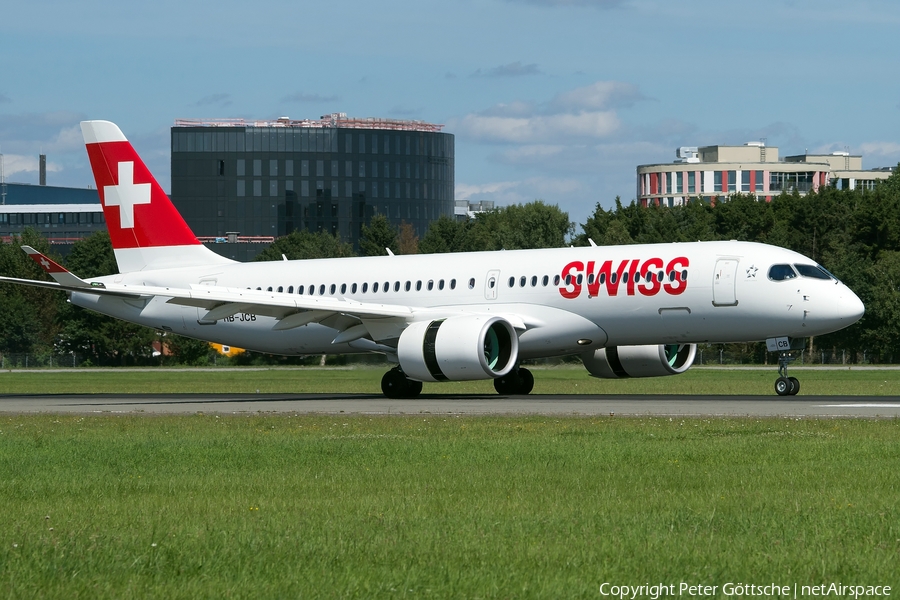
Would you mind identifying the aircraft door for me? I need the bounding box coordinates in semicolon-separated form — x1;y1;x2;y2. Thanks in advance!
713;258;739;306
485;270;500;300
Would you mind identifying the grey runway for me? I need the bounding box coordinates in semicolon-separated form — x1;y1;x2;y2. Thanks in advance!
2;393;900;417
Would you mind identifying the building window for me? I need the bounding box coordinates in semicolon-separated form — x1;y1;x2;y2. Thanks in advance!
237;159;245;177
253;160;261;177
331;161;338;177
253;180;262;197
237;180;246;197
714;171;722;193
317;161;324;177
269;180;278;197
741;170;750;192
269;160;278;177
285;160;293;177
728;171;737;192
301;160;309;177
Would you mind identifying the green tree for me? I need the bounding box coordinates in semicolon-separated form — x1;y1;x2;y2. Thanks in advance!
419;216;474;254
0;229;63;355
359;215;399;256
254;230;354;261
469;201;572;250
64;230;119;277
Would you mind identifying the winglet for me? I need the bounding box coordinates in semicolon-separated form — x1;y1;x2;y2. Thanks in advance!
22;246;97;289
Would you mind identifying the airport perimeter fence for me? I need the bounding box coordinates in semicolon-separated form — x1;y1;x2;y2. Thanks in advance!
0;345;877;370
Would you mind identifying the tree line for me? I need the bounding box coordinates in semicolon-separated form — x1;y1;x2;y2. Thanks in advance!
2;167;898;364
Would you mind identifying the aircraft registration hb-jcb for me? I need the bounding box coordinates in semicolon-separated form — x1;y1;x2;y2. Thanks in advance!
0;121;865;397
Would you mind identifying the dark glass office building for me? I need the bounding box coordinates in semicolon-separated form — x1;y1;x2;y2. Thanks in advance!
170;114;454;255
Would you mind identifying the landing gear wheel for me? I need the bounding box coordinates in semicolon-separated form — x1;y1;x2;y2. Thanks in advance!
788;376;800;396
493;372;519;395
518;367;534;395
381;368;422;399
493;367;534;396
775;376;792;396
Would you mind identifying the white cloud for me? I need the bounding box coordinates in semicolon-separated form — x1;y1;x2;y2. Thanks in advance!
451;80;645;144
457;177;584;206
455;109;620;143
1;154;62;180
550;81;645;111
857;141;900;158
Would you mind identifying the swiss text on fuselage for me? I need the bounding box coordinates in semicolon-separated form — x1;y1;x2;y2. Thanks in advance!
559;257;689;299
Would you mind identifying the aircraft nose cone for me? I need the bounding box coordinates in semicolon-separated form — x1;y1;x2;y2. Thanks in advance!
838;289;865;324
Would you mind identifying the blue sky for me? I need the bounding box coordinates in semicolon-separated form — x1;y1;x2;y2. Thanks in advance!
1;0;898;227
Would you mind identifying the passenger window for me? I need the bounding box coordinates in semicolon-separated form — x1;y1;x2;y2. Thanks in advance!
508;277;515;288
298;285;304;294
330;284;336;295
519;276;526;287
277;286;284;293
267;286;273;292
319;284;326;295
383;281;389;292
577;274;583;285
340;283;347;294
553;275;560;286
682;270;688;281
373;282;379;293
288;286;294;294
404;281;411;292
768;264;796;281
489;277;496;289
363;282;368;293
794;264;832;280
531;276;537;287
468;278;475;289
427;280;433;291
351;283;357;294
450;279;456;290
542;275;549;286
438;279;444;290
393;281;400;292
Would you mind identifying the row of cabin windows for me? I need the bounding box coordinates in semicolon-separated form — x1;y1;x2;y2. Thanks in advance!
256;278;472;296
554;269;689;288
252;269;691;297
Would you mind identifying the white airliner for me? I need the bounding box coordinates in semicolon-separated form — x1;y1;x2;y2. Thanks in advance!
0;121;865;397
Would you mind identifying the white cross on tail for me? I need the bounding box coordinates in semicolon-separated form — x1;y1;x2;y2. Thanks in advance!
104;161;151;229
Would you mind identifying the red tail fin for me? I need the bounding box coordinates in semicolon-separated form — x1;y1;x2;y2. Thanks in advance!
81;121;232;272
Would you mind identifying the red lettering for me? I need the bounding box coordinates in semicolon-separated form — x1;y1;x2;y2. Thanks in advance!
563;256;689;298
559;261;583;299
663;256;689;295
639;257;663;296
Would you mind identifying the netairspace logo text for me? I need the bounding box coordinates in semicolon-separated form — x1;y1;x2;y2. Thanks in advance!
599;582;892;600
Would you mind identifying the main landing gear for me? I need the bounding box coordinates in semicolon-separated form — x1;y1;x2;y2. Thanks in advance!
774;351;800;396
493;367;534;395
380;366;536;399
381;367;423;399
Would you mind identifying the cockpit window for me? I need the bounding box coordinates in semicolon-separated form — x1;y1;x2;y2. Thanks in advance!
794;264;833;280
768;264;797;281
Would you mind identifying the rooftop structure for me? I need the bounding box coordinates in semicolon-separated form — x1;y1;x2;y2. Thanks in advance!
637;142;893;207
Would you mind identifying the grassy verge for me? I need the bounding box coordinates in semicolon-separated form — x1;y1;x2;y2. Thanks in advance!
1;414;898;598
2;365;900;395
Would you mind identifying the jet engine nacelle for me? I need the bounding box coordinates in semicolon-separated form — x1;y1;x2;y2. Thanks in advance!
398;315;519;382
582;344;696;378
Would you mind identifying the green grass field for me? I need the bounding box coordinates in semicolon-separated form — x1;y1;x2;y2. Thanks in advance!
1;414;898;598
2;365;900;396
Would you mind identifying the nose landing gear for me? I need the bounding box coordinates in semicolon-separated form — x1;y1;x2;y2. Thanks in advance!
774;352;800;396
